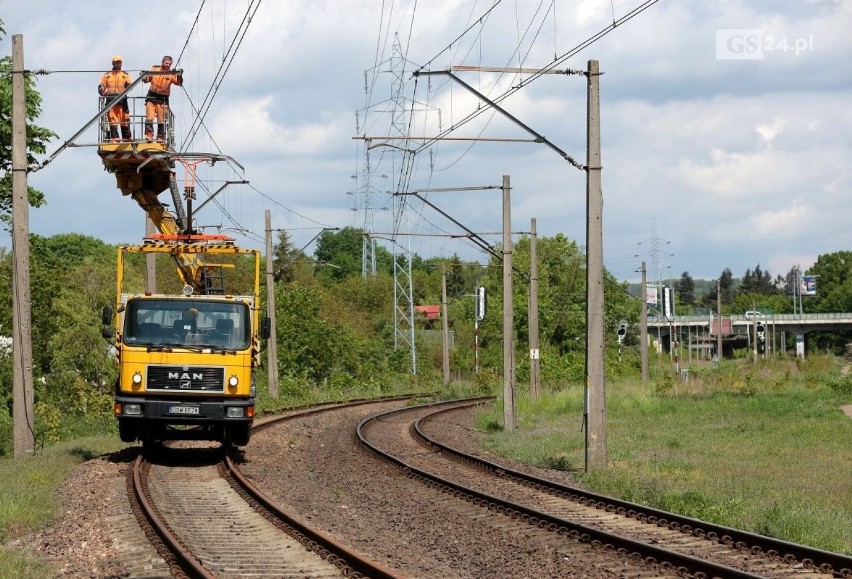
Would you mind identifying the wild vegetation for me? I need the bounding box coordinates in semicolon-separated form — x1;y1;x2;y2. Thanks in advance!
475;354;852;554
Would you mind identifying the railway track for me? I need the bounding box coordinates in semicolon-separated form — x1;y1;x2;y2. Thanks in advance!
357;398;852;579
121;395;850;577
126;396;419;578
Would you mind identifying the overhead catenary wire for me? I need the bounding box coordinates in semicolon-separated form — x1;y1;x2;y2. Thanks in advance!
412;0;661;157
414;0;506;74
377;0;571;259
175;0;207;67
180;0;263;150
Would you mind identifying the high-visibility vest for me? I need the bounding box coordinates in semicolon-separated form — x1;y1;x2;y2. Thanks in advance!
100;70;131;96
146;65;182;97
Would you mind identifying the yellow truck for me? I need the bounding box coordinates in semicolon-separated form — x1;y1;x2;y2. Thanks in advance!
103;235;270;446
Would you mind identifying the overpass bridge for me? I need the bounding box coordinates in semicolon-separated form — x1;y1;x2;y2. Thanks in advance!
646;313;852;358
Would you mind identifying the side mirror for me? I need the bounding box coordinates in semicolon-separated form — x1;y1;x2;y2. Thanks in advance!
260;317;271;340
102;305;114;326
101;327;114;339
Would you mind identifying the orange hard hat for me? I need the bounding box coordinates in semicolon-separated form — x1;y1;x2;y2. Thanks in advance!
112;54;123;62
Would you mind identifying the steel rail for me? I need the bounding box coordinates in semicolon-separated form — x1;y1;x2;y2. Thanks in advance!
414;402;852;577
131;455;215;579
224;454;402;579
358;398;765;579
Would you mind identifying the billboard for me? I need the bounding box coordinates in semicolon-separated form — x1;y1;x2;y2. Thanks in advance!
646;284;658;306
801;275;817;296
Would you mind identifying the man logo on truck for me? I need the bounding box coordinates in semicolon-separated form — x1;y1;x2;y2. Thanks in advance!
169;371;204;380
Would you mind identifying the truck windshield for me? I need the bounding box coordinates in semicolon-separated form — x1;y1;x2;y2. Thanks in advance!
123;298;251;350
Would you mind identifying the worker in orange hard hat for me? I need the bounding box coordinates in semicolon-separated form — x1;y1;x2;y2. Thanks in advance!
143;55;183;142
98;55;133;142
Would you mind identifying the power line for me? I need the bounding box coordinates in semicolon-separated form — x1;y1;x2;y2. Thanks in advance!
412;0;661;155
246;184;335;230
175;0;207;67
415;0;506;73
181;0;263;149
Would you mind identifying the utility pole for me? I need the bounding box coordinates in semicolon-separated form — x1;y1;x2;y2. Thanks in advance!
502;175;515;431
640;262;649;383
585;60;606;471
441;265;450;386
716;280;723;361
145;216;157;293
529;218;541;399
264;210;279;397
11;35;35;457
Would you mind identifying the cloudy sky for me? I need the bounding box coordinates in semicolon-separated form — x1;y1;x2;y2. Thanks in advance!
1;0;850;284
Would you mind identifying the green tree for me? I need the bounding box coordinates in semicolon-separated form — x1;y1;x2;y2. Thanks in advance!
702;268;735;310
808;251;852;312
44;257;117;411
741;263;776;295
468;234;615;383
730;292;791;317
314;226;364;281
0;21;57;227
802;252;852;352
0;247;10;334
441;254;485;300
28;234;114;376
329;272;394;334
675;271;695;306
271;228;297;283
273;279;395;384
30;233;113;269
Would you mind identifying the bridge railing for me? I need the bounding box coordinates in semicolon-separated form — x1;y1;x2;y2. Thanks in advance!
648;313;852;326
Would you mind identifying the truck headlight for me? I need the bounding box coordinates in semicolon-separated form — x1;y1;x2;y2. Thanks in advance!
132;372;143;385
226;407;244;418
228;375;239;387
124;403;142;415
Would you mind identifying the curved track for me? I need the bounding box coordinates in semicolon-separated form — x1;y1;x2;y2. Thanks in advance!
357;398;852;579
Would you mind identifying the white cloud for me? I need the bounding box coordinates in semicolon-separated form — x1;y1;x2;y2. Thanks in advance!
209;96;348;157
754;119;785;146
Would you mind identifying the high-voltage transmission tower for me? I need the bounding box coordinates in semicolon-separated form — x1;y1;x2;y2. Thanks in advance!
387;34;417;373
354;33;425;373
649;220;672;290
352;141;378;277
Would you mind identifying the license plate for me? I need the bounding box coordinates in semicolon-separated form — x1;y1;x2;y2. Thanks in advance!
169;405;200;415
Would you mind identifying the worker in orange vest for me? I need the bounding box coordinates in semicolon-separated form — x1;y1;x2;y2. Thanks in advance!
143;55;183;142
98;55;133;142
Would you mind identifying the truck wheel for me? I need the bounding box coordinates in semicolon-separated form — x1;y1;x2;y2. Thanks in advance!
228;424;251;446
118;421;139;443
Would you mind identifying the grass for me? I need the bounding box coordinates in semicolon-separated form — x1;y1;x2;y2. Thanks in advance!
0;435;126;576
475;355;852;555
253;369;447;415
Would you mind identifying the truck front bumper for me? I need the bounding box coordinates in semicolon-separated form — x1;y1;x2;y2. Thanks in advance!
115;395;254;424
